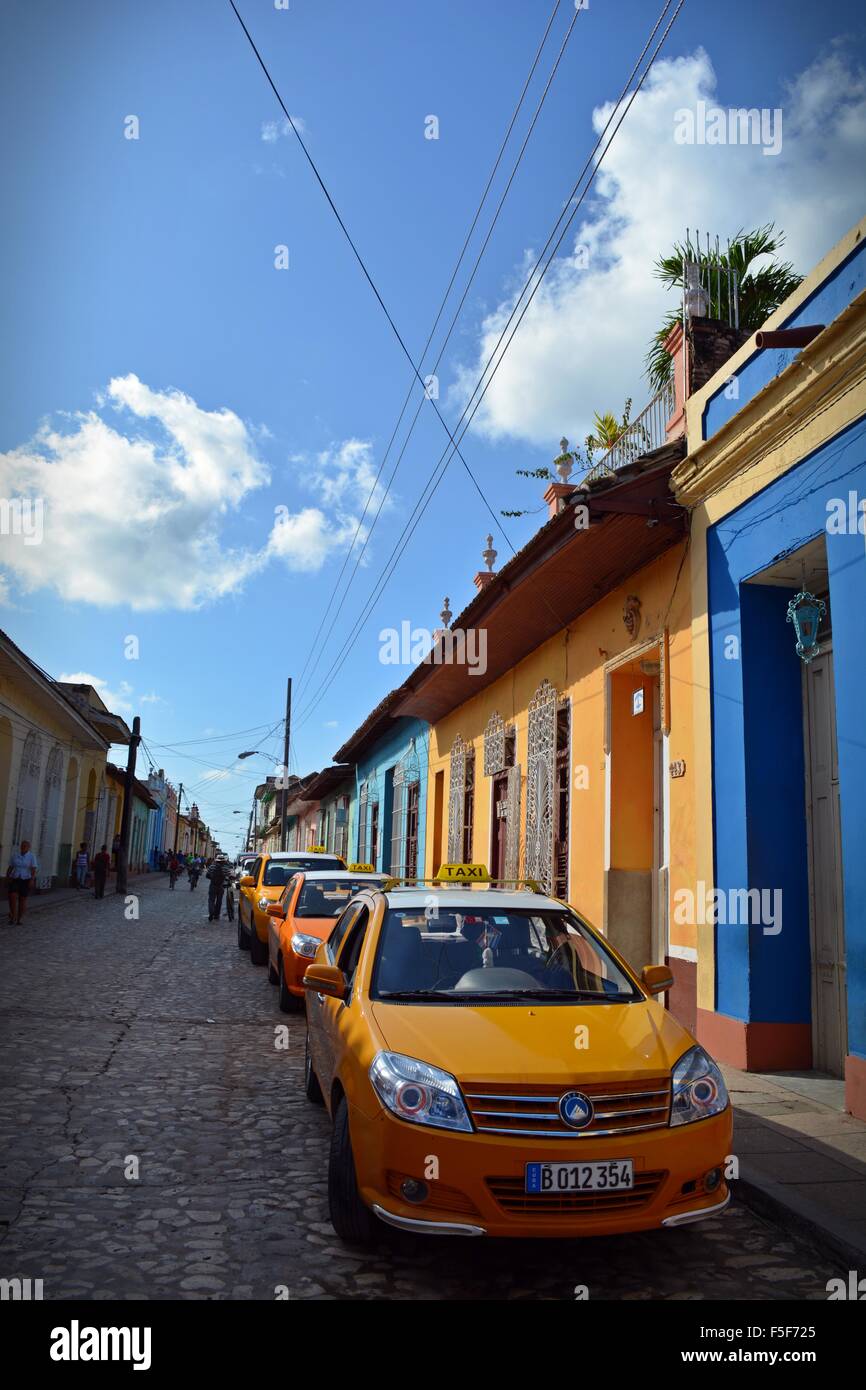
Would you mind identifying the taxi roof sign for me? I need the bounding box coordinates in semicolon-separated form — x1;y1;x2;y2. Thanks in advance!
436;863;490;881
347;862;376;874
309;845;327;853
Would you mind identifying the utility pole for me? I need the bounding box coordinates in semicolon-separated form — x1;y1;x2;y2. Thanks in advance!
115;715;141;895
173;783;184;855
280;676;292;851
246;800;255;854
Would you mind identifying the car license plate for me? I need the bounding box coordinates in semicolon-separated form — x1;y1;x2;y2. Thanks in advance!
525;1159;634;1194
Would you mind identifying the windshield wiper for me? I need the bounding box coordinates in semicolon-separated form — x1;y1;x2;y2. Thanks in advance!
377;990;462;1001
377;988;628;1003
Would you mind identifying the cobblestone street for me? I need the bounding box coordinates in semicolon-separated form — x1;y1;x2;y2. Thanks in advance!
0;878;847;1301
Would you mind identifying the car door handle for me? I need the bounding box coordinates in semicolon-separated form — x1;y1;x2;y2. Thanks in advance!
316;992;325;1003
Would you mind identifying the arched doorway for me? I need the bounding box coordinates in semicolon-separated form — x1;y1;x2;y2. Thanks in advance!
59;756;79;885
14;731;42;846
83;768;97;850
37;745;64;884
0;717;13;858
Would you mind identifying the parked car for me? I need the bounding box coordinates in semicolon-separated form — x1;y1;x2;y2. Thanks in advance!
238;850;345;964
266;869;388;1011
301;866;733;1244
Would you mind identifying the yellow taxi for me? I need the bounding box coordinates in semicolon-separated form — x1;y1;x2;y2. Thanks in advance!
265;866;388;1011
301;865;733;1243
238;848;345;965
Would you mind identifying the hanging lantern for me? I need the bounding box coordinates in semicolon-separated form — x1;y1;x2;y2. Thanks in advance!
786;589;826;663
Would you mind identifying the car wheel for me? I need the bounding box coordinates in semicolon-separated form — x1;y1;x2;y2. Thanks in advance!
278;956;297;1014
249;918;268;966
237;918;250;951
267;951;278;985
328;1097;377;1245
303;1029;324;1103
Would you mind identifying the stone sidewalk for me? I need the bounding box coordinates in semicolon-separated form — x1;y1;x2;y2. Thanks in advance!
4;871;163;919
722;1065;866;1269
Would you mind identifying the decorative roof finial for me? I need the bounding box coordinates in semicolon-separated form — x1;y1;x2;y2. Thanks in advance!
555;437;573;483
482;535;497;573
440;596;452;629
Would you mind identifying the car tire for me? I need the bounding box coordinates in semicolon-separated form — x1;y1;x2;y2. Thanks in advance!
237;918;250;951
303;1030;324;1103
278;957;297;1014
267;953;278;985
328;1097;377;1245
249;918;268;966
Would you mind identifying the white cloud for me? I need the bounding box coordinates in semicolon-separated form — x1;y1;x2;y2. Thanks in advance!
140;692;164;705
58;672;134;714
0;375;270;610
454;44;866;447
265;438;390;572
0;377;374;607
261;115;306;143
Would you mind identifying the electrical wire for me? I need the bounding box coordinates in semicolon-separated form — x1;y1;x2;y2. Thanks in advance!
293;0;572;699
291;0;685;729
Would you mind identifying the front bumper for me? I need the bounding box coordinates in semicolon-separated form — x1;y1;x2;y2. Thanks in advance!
350;1100;733;1240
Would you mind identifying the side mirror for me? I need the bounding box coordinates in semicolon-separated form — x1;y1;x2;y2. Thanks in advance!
641;964;674;996
302;962;347;1000
240;874;254;888
266;903;284;919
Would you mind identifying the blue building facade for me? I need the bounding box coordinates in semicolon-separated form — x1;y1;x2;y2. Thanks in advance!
337;702;429;879
685;222;866;1116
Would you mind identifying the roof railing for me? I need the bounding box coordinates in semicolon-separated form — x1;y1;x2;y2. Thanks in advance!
582;379;676;484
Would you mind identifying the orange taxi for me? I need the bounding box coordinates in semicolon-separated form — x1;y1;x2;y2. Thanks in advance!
301;865;733;1244
265;866;387;1011
238;848;344;965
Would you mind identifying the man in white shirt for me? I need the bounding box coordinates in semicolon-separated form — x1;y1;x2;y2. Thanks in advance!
7;840;38;926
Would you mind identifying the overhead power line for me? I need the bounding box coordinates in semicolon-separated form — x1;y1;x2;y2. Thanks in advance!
294;0;584;706
293;0;572;699
227;1;556;616
291;0;685;729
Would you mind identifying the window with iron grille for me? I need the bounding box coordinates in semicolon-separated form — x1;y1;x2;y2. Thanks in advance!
462;750;475;863
335;796;349;860
405;781;420;878
555;700;571;900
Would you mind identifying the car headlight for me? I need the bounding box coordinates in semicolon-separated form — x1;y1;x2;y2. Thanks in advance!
291;932;321;959
257;896;270;911
670;1045;729;1126
370;1052;473;1133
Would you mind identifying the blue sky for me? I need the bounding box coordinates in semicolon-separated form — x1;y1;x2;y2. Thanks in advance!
2;0;865;853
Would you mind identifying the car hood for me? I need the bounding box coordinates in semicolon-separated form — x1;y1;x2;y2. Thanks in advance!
370;998;693;1084
289;916;336;941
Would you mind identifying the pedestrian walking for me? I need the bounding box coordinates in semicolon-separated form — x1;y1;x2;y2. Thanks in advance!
92;844;111;899
6;840;38;925
74;843;89;889
168;854;180;890
206;855;232;921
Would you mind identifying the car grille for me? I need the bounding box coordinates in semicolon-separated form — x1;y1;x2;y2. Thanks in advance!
463;1078;671;1138
487;1169;666;1215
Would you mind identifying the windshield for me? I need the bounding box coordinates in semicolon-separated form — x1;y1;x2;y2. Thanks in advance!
295;878;383;919
371;907;640;1003
263;856;342;887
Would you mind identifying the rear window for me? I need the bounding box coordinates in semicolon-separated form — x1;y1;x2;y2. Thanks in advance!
263;856;342;886
296;878;383;918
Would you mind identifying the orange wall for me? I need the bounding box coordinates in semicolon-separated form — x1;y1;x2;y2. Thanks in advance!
424;541;697;953
610;668;655;871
